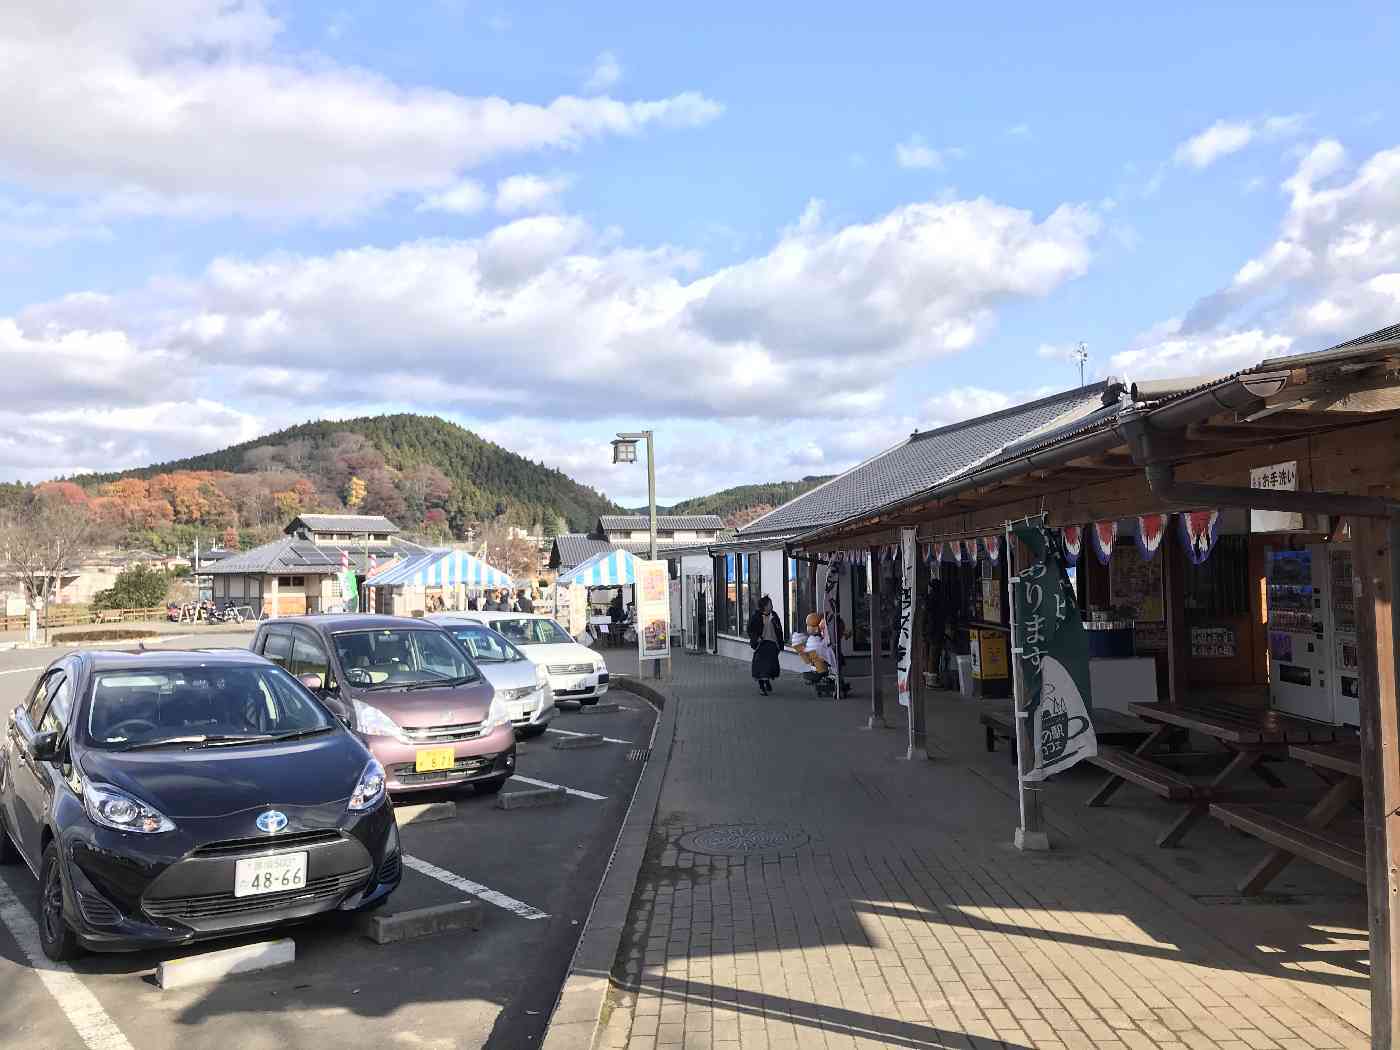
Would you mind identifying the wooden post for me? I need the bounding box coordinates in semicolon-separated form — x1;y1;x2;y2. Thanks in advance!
910;551;929;757
1353;514;1400;1049
868;547;886;728
1164;526;1189;704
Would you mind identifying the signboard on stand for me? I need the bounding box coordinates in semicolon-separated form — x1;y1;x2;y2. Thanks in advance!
637;560;671;660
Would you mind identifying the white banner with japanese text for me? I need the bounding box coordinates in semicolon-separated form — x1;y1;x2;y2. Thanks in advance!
896;527;917;707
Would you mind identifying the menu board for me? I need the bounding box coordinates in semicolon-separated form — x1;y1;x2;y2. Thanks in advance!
1190;625;1236;658
1110;550;1164;622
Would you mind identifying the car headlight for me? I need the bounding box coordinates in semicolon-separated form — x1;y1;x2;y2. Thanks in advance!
483;694;512;732
349;759;386;811
351;699;408;742
497;686;535;701
593;658;607;674
83;781;175;834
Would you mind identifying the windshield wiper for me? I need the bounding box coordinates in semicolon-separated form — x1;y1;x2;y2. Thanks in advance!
121;733;273;751
267;726;335;742
403;676;477;691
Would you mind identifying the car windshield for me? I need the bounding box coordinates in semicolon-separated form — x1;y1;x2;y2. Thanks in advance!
491;618;573;646
332;628;480;689
87;666;334;750
447;625;525;664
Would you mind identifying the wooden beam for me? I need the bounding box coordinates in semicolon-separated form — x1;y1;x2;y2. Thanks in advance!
1163;526;1189;705
1353;514;1400;1049
868;545;885;728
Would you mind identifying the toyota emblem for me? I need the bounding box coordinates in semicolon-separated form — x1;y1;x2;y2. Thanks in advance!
256;810;288;834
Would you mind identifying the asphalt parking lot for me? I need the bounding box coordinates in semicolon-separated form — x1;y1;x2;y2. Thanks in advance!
0;628;656;1050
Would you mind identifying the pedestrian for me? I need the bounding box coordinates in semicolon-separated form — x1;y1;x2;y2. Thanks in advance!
747;594;784;695
483;590;502;612
516;588;534;613
466;590;480;611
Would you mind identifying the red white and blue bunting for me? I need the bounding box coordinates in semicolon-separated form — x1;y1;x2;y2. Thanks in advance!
1179;510;1221;565
958;538;975;563
1091;520;1118;565
1135;514;1170;561
984;535;1001;564
1061;525;1083;566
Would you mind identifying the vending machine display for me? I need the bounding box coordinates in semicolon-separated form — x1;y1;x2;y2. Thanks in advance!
1265;547;1335;723
1329;546;1360;726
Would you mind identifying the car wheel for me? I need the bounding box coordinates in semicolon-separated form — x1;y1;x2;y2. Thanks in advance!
38;842;81;962
474;775;509;795
516;725;545;740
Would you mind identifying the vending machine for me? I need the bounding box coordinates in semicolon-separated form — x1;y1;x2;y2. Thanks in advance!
1265;546;1334;723
1328;546;1361;726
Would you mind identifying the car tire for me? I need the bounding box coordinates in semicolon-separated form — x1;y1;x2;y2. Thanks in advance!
38;842;81;962
474;775;509;795
516;725;545;740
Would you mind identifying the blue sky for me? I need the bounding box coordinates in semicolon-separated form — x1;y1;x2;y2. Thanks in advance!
4;2;1399;504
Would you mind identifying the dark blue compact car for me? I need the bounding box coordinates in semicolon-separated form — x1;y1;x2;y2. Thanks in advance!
0;648;400;960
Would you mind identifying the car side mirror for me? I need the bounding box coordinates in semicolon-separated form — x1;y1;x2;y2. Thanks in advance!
30;731;61;762
320;695;352;727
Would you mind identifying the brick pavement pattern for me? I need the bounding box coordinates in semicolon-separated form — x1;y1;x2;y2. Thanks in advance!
595;653;1368;1050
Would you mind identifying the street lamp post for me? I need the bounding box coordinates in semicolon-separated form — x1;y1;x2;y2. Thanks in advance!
612;430;659;678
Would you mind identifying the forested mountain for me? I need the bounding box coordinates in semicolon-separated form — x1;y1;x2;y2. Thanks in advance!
55;414;620;547
658;476;833;528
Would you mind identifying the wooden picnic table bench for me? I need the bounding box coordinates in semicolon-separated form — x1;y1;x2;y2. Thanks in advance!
1085;700;1353;848
981;705;1154;765
1209;739;1364;894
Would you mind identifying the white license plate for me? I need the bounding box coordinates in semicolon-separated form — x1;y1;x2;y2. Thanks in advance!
234;852;308;898
508;701;533;719
568;678;591;691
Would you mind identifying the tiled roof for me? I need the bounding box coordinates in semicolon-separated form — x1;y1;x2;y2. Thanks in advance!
550;532;733;570
597;514;724;533
205;536;428;575
739;383;1110;538
284;514;401;535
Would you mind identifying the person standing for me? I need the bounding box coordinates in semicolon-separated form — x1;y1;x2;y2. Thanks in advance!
516;588;534;613
466;590;481;611
483;590;502;612
747;594;784;695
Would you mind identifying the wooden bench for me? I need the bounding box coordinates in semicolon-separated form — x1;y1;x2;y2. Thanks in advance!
981;707;1155;765
1086;747;1198;803
1210;803;1365;888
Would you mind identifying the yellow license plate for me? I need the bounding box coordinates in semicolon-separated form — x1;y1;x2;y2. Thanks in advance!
415;747;456;773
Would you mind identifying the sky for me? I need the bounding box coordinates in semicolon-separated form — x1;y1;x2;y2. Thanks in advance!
4;2;1400;506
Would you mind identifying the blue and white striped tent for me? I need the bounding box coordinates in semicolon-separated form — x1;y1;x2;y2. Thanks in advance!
561;548;639;587
369;549;513;589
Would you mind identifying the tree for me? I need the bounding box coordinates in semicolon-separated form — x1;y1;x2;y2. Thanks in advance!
0;496;95;642
222;526;241;550
344;475;367;510
93;564;169;611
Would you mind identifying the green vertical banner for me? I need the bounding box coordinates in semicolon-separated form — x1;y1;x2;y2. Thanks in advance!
1012;524;1097;781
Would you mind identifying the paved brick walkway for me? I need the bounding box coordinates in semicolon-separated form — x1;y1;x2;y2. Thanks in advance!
596;652;1369;1050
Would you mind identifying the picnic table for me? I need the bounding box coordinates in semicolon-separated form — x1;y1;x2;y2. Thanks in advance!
1210;739;1364;893
1086;700;1352;848
981;704;1154;765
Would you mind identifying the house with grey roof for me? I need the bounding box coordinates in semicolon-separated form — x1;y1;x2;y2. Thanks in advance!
594;514;724;543
203;514;427;616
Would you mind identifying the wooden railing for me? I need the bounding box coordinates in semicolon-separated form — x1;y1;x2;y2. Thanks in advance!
0;606;168;633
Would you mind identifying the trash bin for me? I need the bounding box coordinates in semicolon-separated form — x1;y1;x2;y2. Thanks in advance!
956;655;975;698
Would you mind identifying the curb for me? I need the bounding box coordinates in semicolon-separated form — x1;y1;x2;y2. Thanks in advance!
497;786;568;810
394;801;456;826
156;938;295;990
540;675;676;1050
360;899;483;944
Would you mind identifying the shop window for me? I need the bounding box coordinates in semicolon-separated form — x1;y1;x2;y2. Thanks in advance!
213;576;227;598
230;576;246;598
737;555;748;630
851;560;870;652
747;553;761;619
278;575;306;588
785;555;798;634
1184;535;1250;616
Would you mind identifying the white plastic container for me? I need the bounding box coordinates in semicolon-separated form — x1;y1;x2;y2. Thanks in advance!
956;655;975;698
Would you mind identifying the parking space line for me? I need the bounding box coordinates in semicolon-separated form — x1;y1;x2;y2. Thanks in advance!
0;876;134;1050
0;665;46;676
545;727;631;745
402;855;548;921
510;775;608;802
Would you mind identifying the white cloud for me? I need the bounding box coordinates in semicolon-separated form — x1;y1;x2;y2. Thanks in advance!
0;1;721;220
895;134;954;170
584;51;623;94
495;173;575;215
416;179;489;215
1007;124;1032;139
3;190;1102;479
1174;114;1306;170
923;387;1014;425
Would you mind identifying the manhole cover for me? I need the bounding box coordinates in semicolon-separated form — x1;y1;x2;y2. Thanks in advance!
677;824;809;855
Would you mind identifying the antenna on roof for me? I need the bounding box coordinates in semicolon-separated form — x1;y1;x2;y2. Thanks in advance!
1073;342;1089;389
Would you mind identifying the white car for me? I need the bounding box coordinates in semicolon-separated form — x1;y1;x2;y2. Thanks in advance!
464;612;610;705
426;615;557;737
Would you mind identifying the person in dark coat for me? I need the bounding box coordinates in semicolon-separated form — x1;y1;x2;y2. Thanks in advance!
747;595;784;695
466;590;481;611
482;592;502;612
516;589;534;613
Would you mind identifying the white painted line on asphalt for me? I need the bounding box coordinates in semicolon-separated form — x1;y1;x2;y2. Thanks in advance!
511;774;608;802
0;665;46;676
546;727;631;745
402;854;549;921
0;876;134;1050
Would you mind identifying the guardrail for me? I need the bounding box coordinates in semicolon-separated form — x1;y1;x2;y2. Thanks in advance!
0;606;167;632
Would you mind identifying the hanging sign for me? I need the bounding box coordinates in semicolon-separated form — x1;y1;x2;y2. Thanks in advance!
984;535;1001;564
819;552;843;696
1179;510;1221;565
1012;525;1098;781
895;528;917;709
1250;461;1303;533
1061;525;1083;566
1135;514;1170;561
1091;521;1118;565
636;560;671;660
